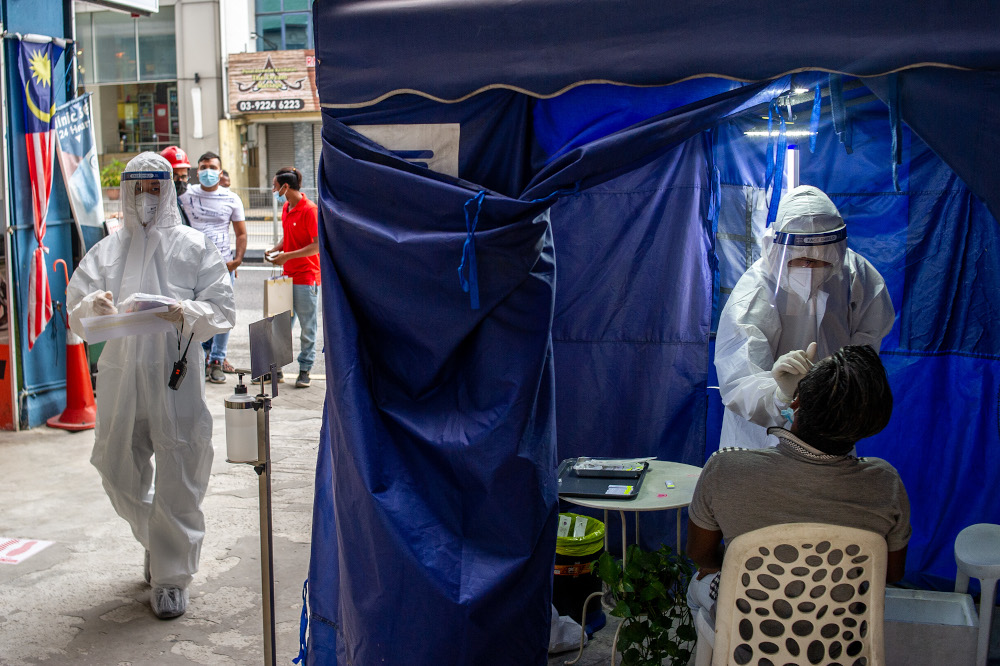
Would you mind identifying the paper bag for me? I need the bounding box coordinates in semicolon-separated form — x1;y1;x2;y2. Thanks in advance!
264;275;293;318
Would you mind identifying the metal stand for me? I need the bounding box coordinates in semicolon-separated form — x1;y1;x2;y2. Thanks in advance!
254;374;276;666
234;312;291;666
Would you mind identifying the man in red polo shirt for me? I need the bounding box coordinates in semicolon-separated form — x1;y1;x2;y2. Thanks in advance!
266;166;320;388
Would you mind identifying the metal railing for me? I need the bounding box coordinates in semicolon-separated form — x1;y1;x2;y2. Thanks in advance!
100;187;319;252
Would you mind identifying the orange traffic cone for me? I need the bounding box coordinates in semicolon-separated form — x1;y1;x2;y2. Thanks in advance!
47;325;96;431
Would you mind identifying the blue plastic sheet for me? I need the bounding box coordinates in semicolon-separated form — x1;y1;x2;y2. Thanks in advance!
799;95;1000;589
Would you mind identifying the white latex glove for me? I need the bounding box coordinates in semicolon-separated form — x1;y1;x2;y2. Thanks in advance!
92;291;118;316
772;342;818;403
155;303;185;328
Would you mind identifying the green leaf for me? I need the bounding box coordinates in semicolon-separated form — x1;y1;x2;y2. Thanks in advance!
619;620;646;646
621;647;644;666
676;623;697;641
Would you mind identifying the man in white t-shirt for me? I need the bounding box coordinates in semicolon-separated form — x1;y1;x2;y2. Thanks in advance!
179;151;246;384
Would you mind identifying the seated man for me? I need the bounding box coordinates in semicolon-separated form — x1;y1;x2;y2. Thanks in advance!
685;344;910;617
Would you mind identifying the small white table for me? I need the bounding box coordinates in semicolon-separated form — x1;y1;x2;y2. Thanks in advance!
559;460;702;666
560;460;702;566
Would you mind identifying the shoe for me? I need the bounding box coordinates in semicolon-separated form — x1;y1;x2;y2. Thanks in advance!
151;585;189;619
208;360;226;384
261;370;284;383
143;550;151;585
295;371;310;388
221;359;236;374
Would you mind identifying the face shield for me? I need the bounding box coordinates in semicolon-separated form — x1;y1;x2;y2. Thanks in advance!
769;226;848;303
764;185;848;304
120;152;181;231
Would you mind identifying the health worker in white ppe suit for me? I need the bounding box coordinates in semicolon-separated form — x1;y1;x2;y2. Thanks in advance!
67;153;235;619
715;185;894;450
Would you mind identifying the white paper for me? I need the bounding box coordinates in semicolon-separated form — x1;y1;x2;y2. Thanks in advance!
80;307;173;343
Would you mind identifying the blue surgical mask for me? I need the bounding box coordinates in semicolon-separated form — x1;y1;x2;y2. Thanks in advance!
780;406;795;425
273;189;286;205
198;169;220;187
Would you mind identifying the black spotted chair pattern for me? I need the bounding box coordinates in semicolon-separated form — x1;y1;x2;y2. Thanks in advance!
696;522;888;666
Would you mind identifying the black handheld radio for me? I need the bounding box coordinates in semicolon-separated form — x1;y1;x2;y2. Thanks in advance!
169;331;195;391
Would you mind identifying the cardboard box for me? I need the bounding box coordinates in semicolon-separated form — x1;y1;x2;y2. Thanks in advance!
884;588;978;666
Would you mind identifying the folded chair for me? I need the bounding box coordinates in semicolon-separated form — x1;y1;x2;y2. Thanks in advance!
695;522;888;666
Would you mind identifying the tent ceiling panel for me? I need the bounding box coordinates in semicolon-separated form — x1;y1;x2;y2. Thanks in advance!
314;0;1000;107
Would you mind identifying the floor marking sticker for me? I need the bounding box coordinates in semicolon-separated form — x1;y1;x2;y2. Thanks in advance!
0;537;53;564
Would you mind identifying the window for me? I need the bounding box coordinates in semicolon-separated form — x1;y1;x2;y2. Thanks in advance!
77;7;177;85
108;82;179;154
92;11;137;83
137;7;177;81
255;0;313;51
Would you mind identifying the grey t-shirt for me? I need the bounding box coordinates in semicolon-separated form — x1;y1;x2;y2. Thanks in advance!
689;429;911;552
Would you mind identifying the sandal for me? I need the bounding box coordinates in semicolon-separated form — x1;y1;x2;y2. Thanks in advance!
221;359;237;374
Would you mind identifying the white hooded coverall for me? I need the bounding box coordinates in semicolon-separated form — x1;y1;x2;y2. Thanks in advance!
67;153;235;588
715;185;894;450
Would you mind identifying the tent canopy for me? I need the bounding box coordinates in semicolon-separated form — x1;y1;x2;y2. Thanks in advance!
315;0;1000;107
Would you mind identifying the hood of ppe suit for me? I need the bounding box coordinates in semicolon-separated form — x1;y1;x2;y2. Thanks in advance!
774;185;844;235
120;152;182;232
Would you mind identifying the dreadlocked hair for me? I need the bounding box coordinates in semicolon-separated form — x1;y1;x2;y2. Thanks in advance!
794;344;893;455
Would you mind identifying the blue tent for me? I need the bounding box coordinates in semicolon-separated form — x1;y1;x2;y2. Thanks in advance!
305;2;1000;663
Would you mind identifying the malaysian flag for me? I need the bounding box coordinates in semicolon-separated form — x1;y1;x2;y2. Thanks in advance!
17;39;64;349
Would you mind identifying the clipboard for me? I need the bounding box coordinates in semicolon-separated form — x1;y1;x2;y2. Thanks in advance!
556;458;649;500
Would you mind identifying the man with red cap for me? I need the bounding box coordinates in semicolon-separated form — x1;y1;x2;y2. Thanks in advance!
159;146;191;226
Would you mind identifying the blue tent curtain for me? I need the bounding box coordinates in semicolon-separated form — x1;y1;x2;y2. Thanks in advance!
328;90;536;198
865;69;1000;224
308;115;560;665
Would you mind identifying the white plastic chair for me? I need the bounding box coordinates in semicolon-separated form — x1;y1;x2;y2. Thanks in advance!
695;522;888;666
954;523;1000;666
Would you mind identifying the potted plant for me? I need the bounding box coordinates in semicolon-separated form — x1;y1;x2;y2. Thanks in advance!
595;544;697;665
100;159;127;200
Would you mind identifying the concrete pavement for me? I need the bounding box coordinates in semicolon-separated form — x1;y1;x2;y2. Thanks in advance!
0;378;322;665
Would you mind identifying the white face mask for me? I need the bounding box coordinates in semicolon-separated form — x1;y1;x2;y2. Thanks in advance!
137;192;159;227
787;267;817;301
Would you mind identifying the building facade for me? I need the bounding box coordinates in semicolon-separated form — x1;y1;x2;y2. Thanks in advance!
75;0;323;193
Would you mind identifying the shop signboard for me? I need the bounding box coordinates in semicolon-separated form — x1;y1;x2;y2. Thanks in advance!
229;50;319;116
